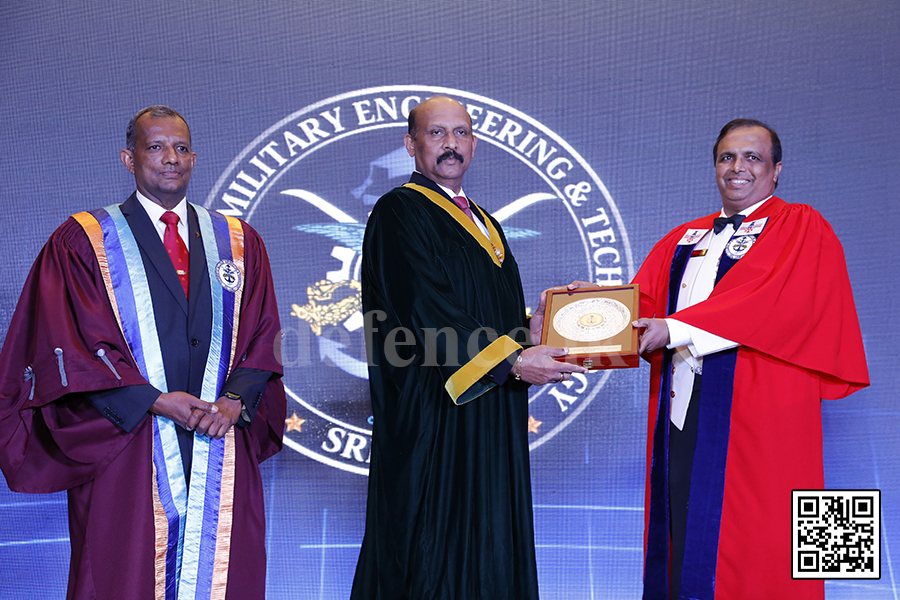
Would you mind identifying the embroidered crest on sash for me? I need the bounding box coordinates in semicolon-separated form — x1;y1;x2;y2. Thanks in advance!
725;217;768;260
216;259;243;292
725;235;756;260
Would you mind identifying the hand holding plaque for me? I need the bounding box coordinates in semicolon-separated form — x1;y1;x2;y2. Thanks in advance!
539;284;640;369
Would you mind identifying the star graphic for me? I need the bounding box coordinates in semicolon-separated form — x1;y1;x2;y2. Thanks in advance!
285;413;306;433
527;415;542;434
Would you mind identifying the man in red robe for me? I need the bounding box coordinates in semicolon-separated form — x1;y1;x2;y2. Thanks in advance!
0;106;285;600
632;119;869;600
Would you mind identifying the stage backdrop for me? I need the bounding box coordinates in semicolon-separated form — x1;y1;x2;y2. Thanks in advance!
1;2;897;598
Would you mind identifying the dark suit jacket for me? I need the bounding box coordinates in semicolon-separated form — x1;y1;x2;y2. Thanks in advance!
87;193;270;476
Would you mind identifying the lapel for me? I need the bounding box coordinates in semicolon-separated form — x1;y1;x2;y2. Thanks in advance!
667;232;704;315
186;205;208;305
120;193;189;315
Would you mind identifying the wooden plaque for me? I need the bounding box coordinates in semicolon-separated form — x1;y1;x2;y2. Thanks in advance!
540;284;640;370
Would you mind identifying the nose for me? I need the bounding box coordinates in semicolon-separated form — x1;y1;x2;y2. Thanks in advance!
162;145;178;163
732;156;747;172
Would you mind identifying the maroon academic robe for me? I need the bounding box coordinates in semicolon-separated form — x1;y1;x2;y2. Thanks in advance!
633;197;869;600
0;213;285;600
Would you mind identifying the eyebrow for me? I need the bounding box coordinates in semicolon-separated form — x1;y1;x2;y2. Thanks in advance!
718;149;762;158
146;138;189;146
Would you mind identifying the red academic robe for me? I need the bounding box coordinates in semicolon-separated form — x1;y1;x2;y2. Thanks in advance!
633;197;869;600
0;214;286;600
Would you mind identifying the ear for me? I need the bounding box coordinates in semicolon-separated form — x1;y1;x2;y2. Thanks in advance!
404;134;416;158
773;161;783;183
120;149;135;174
471;134;478;156
190;151;197;170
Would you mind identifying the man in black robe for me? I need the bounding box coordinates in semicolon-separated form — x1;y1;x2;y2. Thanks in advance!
350;96;585;600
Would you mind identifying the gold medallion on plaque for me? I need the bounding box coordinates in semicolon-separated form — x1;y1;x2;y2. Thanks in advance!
541;285;640;369
552;297;631;343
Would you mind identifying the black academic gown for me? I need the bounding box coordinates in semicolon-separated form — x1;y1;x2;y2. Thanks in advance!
351;174;539;600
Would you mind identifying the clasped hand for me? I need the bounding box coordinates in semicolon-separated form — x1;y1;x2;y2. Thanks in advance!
150;391;242;439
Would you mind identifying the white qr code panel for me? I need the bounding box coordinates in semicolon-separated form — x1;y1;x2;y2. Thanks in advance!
792;490;880;579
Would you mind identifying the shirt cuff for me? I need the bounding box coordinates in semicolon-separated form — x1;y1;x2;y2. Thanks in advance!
665;318;739;358
665;318;690;349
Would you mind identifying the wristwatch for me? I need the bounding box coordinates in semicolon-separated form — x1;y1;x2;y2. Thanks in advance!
224;391;251;423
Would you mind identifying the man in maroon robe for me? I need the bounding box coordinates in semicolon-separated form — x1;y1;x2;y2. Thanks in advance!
632;119;869;600
0;106;286;600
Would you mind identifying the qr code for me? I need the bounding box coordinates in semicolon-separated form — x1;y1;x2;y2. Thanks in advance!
792;490;880;579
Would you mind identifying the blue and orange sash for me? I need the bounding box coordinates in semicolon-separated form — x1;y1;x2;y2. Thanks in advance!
73;203;245;600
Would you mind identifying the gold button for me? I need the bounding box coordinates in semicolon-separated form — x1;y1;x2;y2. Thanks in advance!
681;283;687;288
670;391;676;398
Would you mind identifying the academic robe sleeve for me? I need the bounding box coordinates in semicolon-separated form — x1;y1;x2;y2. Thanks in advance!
673;203;867;398
363;189;524;405
0;219;158;493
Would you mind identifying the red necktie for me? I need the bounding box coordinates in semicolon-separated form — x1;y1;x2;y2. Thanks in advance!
160;211;189;298
452;196;476;223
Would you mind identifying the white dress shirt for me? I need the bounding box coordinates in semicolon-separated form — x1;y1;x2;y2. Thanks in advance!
436;182;490;238
135;191;190;248
664;196;771;429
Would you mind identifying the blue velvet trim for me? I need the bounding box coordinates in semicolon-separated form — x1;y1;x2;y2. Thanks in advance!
678;349;737;600
714;252;738;286
643;242;696;599
643;349;673;600
644;231;743;600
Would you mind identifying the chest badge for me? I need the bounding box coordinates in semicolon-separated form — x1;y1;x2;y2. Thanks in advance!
725;235;756;260
216;259;243;292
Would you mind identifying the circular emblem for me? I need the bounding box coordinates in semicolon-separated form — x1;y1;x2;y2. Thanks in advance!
215;259;243;292
725;235;756;260
205;86;634;474
553;297;631;342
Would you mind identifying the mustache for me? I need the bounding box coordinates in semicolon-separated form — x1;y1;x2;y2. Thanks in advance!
437;150;464;164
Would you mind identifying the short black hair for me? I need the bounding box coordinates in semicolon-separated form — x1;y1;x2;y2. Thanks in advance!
713;119;782;166
125;105;190;151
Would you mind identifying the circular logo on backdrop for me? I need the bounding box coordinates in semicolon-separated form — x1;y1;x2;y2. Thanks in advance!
205;86;634;475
